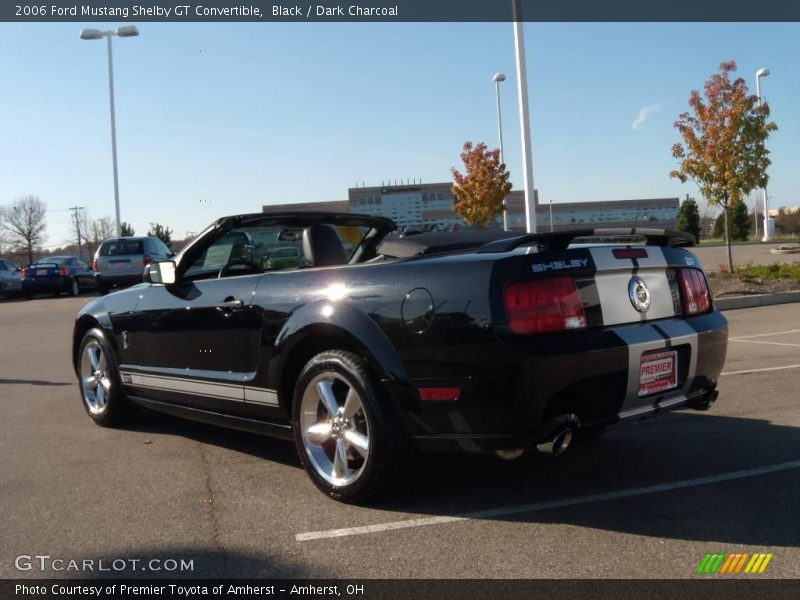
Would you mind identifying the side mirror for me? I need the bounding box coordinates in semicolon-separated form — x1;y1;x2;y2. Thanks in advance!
144;260;176;285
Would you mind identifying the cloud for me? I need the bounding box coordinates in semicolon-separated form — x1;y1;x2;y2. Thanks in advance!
632;104;662;130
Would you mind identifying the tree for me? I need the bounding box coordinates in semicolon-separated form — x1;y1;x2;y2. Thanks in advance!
120;222;135;237
712;198;750;242
712;212;725;239
729;197;750;241
670;60;777;273
86;216;116;256
676;194;701;241
451;141;512;228
1;195;47;265
147;222;173;249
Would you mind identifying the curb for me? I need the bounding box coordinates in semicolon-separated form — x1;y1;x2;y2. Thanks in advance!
715;291;800;311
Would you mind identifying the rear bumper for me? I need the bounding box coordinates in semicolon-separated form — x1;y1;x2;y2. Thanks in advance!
388;310;728;452
96;273;142;289
21;278;69;293
0;279;22;292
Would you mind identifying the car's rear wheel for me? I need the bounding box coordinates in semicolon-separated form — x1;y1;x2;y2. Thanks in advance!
70;278;80;296
78;328;133;426
292;350;410;504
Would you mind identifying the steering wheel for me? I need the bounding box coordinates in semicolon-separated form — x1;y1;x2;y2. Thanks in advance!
218;258;262;278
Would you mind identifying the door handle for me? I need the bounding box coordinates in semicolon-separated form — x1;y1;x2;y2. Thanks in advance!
221;297;244;308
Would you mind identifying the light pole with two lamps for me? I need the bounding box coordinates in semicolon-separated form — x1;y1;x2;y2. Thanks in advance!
79;25;140;238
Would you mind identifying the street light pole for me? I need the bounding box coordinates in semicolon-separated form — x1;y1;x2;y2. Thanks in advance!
492;72;508;231
106;34;121;238
80;26;139;238
752;192;759;240
756;67;771;242
512;0;536;233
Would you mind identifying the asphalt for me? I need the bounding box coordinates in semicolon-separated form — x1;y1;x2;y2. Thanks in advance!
1;295;799;579
693;242;800;271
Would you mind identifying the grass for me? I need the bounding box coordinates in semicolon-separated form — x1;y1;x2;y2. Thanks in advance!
698;236;800;246
712;263;800;282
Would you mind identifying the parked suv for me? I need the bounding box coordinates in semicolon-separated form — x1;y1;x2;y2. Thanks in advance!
93;237;172;295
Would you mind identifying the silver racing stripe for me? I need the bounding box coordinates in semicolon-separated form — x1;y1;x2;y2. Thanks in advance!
588;246;674;326
120;371;279;406
614;321;699;417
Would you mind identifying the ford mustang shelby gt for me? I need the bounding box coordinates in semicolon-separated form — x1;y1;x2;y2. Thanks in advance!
73;212;728;502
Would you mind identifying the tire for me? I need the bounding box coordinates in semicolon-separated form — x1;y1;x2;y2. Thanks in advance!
70;278;81;297
292;350;411;504
76;328;133;427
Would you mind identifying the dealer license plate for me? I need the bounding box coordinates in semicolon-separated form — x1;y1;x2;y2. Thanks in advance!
638;350;678;397
112;261;129;269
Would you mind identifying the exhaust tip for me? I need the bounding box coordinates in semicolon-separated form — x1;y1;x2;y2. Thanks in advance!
690;389;718;411
536;427;573;456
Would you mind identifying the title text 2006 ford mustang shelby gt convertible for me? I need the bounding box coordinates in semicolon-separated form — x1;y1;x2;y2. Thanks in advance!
73;212;728;503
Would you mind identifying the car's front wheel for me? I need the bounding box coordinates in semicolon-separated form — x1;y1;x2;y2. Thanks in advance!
292;350;410;503
77;328;133;426
70;278;80;296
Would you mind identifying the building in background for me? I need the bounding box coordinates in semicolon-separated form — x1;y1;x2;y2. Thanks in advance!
263;181;679;232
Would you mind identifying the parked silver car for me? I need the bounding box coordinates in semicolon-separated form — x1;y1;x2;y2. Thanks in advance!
0;259;22;298
93;237;172;295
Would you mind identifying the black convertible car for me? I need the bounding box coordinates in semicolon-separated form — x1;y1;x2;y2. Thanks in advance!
73;212;728;502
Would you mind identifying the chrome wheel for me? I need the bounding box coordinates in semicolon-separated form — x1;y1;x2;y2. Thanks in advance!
71;279;80;296
80;341;111;415
299;372;370;486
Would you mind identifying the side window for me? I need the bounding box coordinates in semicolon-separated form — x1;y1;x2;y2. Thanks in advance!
0;261;7;271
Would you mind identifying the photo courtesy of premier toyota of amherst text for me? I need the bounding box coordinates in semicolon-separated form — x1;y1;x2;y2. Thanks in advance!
1;1;799;598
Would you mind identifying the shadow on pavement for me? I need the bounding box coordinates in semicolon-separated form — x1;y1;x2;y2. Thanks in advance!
116;407;800;549
0;378;71;387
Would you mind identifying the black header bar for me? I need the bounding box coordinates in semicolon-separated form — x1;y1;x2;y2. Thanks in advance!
4;0;800;22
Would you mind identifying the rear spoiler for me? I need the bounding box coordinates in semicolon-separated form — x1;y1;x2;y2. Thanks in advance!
476;228;696;253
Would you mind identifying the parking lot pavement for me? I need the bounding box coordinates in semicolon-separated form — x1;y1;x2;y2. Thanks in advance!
694;242;800;271
1;298;799;579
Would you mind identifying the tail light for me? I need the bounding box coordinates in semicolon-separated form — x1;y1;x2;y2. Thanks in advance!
142;254;152;266
504;276;587;334
91;258;98;271
59;266;69;276
21;268;29;278
678;268;711;315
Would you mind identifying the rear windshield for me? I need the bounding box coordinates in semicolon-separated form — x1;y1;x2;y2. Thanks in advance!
100;240;144;256
30;257;69;267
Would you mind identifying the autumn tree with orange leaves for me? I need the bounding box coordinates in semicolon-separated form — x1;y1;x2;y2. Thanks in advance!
671;61;776;273
451;141;512;228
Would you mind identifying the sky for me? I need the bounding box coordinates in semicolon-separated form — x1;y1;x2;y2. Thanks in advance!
0;22;798;248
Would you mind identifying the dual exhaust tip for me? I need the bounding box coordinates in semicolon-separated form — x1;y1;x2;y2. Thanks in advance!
536;413;580;457
496;414;579;460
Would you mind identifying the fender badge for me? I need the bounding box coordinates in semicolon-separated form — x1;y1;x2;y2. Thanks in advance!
628;276;651;312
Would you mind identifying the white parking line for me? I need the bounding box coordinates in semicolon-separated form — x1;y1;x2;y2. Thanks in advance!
729;339;800;348
729;328;800;339
295;459;800;542
721;364;800;376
